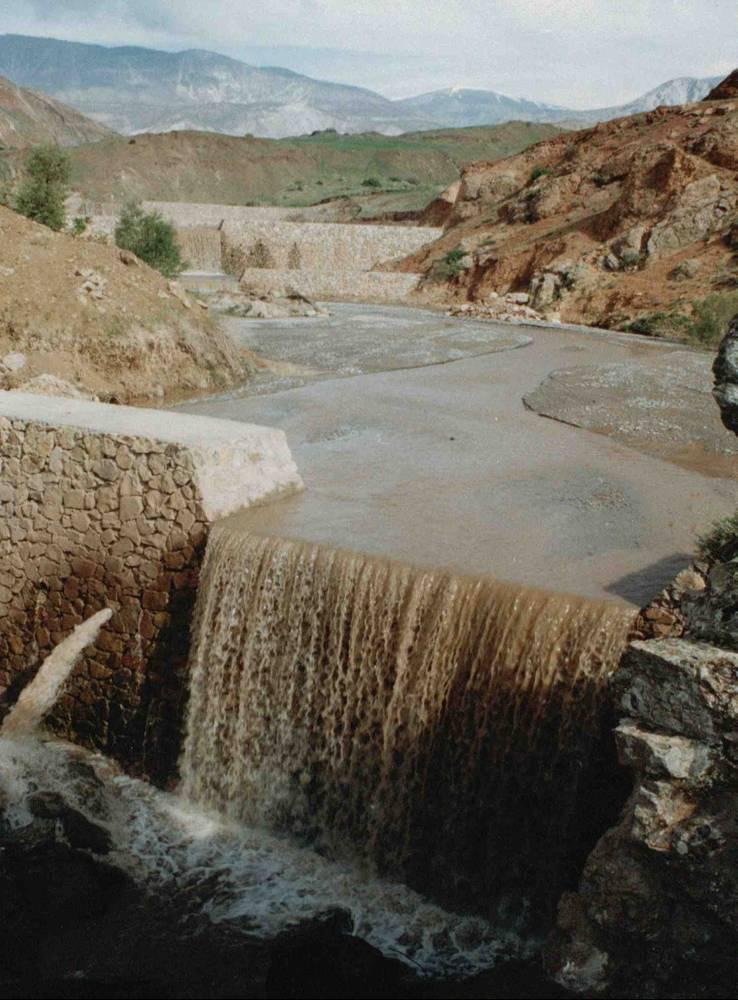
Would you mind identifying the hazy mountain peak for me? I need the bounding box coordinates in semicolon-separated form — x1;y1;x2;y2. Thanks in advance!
0;34;725;139
0;72;114;149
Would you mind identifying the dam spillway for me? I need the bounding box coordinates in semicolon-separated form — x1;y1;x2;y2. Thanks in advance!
180;524;635;923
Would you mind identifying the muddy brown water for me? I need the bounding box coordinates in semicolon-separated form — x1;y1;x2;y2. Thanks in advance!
182;529;634;925
177;303;737;606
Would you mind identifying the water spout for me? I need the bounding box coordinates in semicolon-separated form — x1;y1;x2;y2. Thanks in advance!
1;608;113;736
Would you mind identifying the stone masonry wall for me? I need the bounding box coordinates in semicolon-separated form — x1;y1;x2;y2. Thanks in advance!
238;267;420;303
86;200;440;302
0;393;302;779
219;219;440;272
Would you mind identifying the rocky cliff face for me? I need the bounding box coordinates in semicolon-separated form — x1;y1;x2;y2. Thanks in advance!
545;317;738;998
402;77;738;334
545;637;738;998
705;71;738;102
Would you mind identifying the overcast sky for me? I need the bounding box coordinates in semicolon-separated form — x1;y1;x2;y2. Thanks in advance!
3;0;736;106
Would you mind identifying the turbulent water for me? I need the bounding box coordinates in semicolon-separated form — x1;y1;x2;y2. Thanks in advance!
0;735;521;977
181;528;635;921
0;527;637;978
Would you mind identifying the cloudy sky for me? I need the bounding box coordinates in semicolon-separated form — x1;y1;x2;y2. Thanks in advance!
2;0;736;106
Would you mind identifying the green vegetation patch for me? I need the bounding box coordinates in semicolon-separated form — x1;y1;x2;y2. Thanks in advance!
431;245;471;281
698;512;738;565
626;292;738;348
114;200;185;277
14;144;70;231
66;122;563;219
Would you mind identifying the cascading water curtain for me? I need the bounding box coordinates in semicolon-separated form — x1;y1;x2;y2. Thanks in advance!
181;526;634;927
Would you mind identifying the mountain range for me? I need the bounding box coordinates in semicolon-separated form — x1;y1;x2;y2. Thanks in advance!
0;34;723;140
0;73;113;151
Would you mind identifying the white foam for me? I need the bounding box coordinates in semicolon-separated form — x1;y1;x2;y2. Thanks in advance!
0;735;526;977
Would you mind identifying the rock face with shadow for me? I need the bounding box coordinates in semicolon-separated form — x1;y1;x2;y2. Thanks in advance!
544;637;738;998
713;313;738;437
545;319;738;998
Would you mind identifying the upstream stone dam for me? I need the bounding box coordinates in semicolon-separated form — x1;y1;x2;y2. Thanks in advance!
0;390;736;997
90;201;442;302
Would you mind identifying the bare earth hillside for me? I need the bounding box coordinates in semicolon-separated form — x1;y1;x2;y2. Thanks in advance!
0;206;250;403
0;74;113;151
400;89;738;334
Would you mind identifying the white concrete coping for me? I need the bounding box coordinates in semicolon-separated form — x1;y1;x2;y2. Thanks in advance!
0;392;304;520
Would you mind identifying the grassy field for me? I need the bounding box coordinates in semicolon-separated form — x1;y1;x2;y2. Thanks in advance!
64;121;562;218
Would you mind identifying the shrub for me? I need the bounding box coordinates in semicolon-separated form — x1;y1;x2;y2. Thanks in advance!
688;291;738;346
246;239;274;269
528;166;551;184
619;249;643;271
287;242;301;270
625;293;738;347
625;311;691;339
431;245;470;281
221;239;246;277
362;177;382;189
14;144;71;230
71;215;90;236
698;511;738;564
114;201;184;277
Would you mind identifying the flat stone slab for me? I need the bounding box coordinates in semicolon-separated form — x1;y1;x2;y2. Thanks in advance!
0;392;303;519
524;351;738;475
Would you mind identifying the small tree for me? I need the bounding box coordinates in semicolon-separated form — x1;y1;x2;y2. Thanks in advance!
14;144;71;230
114;200;184;277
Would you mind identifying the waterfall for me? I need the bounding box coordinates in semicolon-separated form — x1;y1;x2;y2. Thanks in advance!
181;527;634;924
177;226;223;272
1;608;112;737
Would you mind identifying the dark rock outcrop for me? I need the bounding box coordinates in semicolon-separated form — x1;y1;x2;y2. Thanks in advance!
704;70;738;102
544;639;738;998
713;313;738;435
545;313;738;997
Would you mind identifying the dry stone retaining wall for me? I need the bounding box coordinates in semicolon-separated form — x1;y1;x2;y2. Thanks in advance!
219;219;441;272
0;393;302;777
87;201;440;302
238;267;421;303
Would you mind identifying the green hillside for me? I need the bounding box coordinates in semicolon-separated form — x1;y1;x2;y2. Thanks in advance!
65;121;563;218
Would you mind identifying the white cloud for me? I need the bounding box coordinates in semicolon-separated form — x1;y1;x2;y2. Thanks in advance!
3;0;736;105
